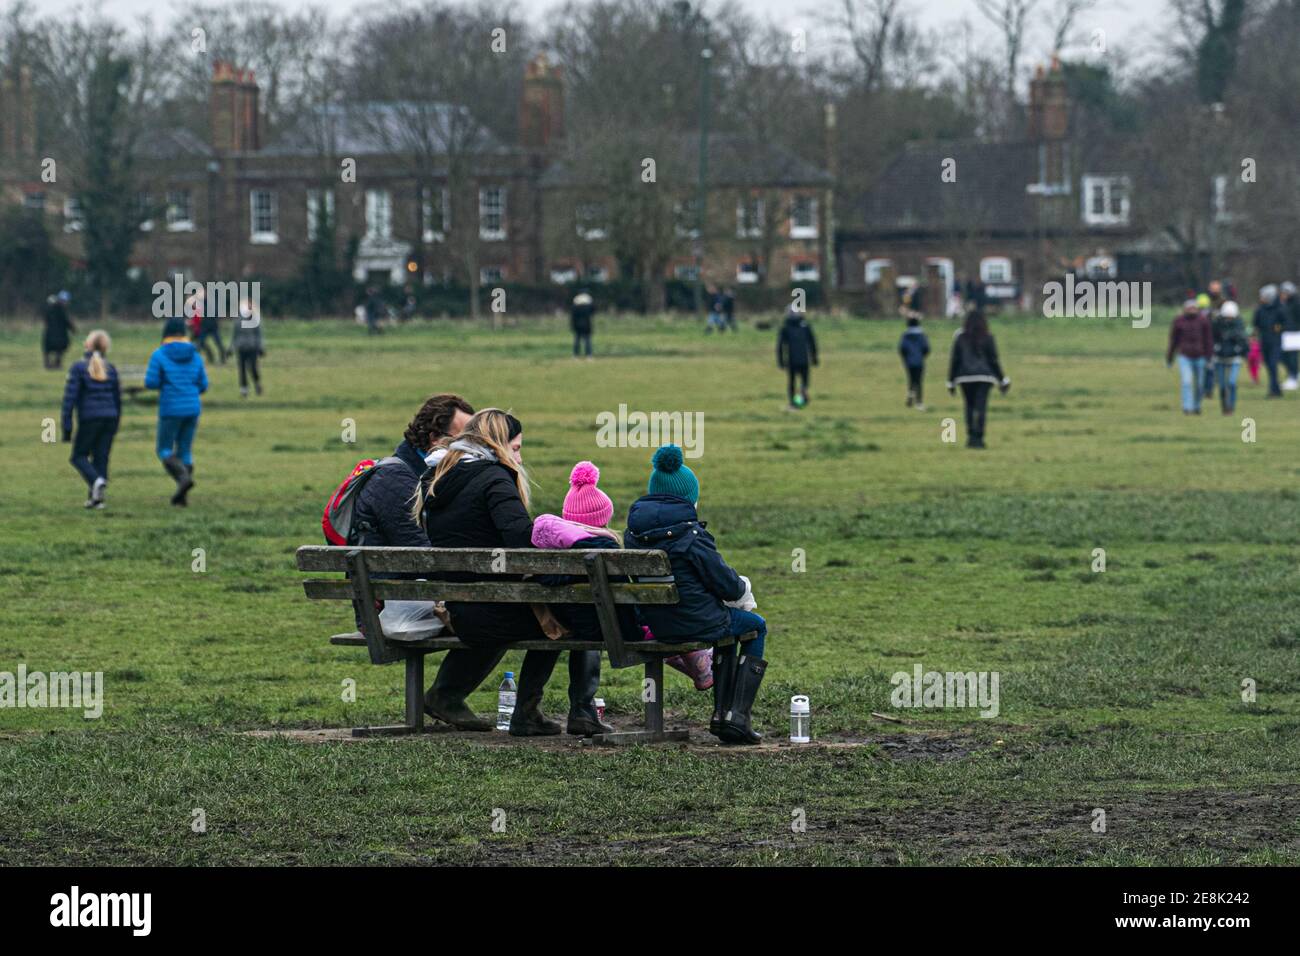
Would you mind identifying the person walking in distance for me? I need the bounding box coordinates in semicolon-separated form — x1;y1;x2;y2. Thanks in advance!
571;288;595;358
230;298;265;398
947;309;1010;448
42;291;75;370
1253;285;1286;398
61;330;121;509
145;318;208;505
1167;299;1214;414
777;307;818;409
899;315;930;410
1212;300;1248;415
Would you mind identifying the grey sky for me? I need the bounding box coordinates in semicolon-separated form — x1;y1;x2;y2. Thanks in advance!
41;0;1170;76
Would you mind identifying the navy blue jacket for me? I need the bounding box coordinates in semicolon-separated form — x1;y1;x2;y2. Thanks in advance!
777;314;818;368
624;494;743;642
61;352;121;436
898;327;930;369
539;534;640;643
352;439;429;550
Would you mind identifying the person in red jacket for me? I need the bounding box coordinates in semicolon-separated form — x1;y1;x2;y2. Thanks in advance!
1166;299;1214;414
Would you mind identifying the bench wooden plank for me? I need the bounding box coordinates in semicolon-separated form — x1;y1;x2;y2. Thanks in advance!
327;631;748;655
296;545;672;577
302;579;679;605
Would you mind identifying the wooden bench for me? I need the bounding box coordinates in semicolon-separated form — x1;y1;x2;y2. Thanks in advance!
118;364;148;401
295;545;756;745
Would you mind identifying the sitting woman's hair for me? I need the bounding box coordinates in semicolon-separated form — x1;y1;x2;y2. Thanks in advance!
412;408;528;524
405;393;474;451
84;330;111;382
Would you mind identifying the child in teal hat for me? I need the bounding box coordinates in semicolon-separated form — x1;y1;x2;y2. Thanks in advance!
624;445;769;744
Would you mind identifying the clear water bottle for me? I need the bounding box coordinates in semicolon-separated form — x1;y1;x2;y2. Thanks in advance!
496;671;517;731
790;695;810;744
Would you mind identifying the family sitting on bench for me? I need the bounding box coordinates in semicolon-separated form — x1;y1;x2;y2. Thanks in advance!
351;394;769;745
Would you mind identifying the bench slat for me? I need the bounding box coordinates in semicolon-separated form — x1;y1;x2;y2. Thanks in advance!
327;631;743;654
303;580;679;604
296;546;671;577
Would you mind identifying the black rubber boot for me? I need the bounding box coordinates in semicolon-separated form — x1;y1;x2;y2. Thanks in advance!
717;654;766;746
424;646;504;731
709;643;738;739
566;649;613;737
509;650;562;736
163;457;194;506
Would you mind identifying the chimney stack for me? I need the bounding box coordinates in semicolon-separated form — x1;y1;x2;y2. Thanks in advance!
0;64;37;160
519;54;564;150
1027;57;1069;186
210;60;261;152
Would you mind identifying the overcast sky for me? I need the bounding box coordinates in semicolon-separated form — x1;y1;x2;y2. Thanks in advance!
41;0;1170;72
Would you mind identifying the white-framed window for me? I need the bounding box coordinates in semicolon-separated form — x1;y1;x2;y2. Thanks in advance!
586;264;609;283
479;265;505;284
674;199;701;239
674;263;700;281
306;189;335;241
736;196;764;239
865;258;892;284
791;261;820;281
63;196;85;232
1082;175;1130;225
980;256;1012;284
422;186;449;243
365;189;392;240
791;196;818;239
1085;255;1116;279
576;202;607;241
736;261;760;284
249;190;278;243
479;186;506;240
23;191;44;213
550;266;578;285
166;190;194;231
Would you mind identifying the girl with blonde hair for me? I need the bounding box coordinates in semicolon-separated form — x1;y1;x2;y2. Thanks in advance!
61;329;121;508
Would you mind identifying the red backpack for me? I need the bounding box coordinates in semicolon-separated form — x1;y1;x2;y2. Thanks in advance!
322;457;403;545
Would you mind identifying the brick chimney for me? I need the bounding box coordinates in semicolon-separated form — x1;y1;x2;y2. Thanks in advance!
1027;57;1069;186
210;60;261;152
0;64;37;160
519;54;564;150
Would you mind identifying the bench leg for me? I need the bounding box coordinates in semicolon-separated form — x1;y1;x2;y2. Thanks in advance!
590;657;688;746
351;653;427;738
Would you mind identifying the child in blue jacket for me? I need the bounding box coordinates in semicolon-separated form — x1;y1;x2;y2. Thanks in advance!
61;330;121;508
145;318;208;506
899;316;930;409
624;445;768;745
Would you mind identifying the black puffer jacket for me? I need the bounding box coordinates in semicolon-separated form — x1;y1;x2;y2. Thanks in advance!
422;458;540;644
538;534;639;643
947;329;1007;386
624;494;744;642
352;439;429;549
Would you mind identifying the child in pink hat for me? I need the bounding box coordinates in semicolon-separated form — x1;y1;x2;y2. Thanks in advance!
532;462;715;692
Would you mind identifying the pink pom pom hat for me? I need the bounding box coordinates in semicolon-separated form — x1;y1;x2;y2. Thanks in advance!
562;460;614;527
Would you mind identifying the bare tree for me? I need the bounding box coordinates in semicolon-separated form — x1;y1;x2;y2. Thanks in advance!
1045;0;1096;54
976;0;1039;102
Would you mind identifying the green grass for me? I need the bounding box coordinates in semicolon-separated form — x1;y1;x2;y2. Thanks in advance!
3;309;1299;865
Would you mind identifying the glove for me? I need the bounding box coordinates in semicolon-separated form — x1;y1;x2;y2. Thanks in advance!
999;377;1011;395
946;380;955;395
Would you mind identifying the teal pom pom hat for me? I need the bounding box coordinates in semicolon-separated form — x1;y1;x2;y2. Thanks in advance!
647;444;699;503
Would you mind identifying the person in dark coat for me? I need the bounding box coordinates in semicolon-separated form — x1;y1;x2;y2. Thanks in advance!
624;445;768;745
898;316;931;409
350;394;499;730
42;291;75;369
1280;281;1300;390
947;309;1010;448
1212;300;1248;415
416;409;564;736
570;289;595;357
1167;298;1214;413
363;286;385;335
1253;285;1287;398
777;309;819;409
229;299;265;397
195;298;227;365
722;287;737;330
61;329;120;508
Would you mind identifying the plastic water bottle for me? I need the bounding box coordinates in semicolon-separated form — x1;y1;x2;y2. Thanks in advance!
496;672;517;731
790;695;810;744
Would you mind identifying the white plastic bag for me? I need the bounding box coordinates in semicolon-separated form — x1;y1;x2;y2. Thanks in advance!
379;600;446;640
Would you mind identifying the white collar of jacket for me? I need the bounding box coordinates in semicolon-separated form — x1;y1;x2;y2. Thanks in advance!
445;438;498;465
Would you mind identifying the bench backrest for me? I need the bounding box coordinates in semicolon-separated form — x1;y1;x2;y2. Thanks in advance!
295;546;676;668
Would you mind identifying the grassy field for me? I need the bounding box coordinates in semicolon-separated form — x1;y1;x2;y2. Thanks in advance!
3;309;1300;865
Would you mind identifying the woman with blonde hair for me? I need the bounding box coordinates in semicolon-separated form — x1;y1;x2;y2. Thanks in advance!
414;409;565;735
61;329;121;508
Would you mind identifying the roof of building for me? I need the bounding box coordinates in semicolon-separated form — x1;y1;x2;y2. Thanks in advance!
540;132;833;189
859;139;1042;235
139;127;215;160
260;102;513;157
